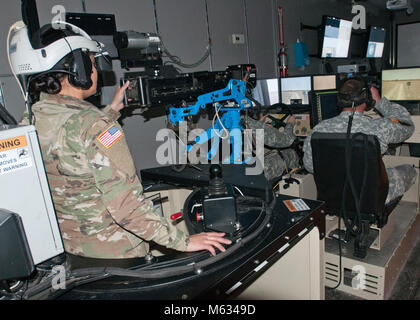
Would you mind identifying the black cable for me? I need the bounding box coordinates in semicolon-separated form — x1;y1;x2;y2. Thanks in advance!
327;106;374;290
342;111;363;236
325;109;357;290
0;103;17;125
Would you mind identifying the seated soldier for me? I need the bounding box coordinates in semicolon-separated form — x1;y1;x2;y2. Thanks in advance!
303;77;417;204
17;24;231;259
245;114;300;181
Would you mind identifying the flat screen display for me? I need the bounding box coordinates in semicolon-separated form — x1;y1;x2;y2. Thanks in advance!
397;22;420;67
382;68;420;101
252;78;280;106
321;17;352;58
366;26;386;58
313;75;337;91
311;91;340;127
280;76;311;105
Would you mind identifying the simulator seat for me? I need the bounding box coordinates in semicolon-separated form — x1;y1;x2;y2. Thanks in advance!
311;132;401;259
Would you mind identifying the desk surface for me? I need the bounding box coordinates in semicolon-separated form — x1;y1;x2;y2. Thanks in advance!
141;164;269;198
60;193;325;300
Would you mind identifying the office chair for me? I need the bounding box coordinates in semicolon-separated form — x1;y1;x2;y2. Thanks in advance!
311;132;401;258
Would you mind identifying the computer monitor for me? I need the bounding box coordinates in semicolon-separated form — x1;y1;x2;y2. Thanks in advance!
311;90;340;128
320;16;352;58
382;68;420;101
280;76;312;105
312;74;338;91
252;78;280;106
397;22;420;67
366;26;386;58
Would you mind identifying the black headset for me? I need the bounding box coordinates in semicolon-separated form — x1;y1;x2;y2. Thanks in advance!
338;77;375;111
66;48;93;90
36;24;94;90
60;27;93;90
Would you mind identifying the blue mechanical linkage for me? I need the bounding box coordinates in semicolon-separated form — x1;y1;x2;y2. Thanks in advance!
169;79;253;163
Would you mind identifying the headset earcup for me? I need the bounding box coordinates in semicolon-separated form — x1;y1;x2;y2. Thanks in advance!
68;50;93;90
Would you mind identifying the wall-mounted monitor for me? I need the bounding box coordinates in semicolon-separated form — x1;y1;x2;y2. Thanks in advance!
382;68;420;101
397;22;420;67
366;26;386;58
312;74;338;91
320;16;352;58
252;78;280;106
280;76;312;105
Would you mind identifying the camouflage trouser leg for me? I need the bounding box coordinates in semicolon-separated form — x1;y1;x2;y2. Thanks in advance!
279;149;300;171
264;152;286;181
385;165;417;204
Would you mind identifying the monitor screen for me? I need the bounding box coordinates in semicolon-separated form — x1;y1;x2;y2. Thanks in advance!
321;16;352;58
397;22;420;67
252;78;280;106
280;76;312;105
313;75;337;91
311;91;340;127
382;68;420;101
366;26;386;58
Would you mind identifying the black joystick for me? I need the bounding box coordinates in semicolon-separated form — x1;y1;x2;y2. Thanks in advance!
208;164;227;196
201;165;237;234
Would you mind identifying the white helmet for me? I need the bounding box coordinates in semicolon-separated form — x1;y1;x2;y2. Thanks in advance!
8;21;103;76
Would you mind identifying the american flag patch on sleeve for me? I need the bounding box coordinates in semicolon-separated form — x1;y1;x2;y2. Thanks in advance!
97;125;123;148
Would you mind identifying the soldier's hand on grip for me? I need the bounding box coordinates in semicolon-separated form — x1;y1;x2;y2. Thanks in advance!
110;81;130;112
186;232;232;256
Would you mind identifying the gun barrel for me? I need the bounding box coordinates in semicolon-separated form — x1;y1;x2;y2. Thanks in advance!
251;103;310;115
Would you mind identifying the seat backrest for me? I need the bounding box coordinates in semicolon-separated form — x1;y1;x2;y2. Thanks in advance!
311;132;389;223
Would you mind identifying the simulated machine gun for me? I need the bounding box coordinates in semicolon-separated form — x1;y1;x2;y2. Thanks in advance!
248;101;311;129
167;68;314;164
168;77;254;164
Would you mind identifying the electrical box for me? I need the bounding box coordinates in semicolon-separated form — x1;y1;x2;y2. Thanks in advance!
232;34;245;44
337;63;369;74
0;125;63;265
202;184;237;234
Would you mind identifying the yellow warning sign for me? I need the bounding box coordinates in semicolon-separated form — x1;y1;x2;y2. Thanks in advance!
0;136;27;152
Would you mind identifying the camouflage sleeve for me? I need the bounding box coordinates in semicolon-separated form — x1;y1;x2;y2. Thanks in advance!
374;97;415;143
102;105;121;121
245;117;296;148
81;115;188;251
302;129;314;173
19;111;31;125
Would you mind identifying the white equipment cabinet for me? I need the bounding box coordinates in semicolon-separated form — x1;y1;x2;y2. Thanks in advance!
0;125;63;265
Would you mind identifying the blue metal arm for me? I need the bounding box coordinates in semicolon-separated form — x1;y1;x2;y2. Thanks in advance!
168;79;253;163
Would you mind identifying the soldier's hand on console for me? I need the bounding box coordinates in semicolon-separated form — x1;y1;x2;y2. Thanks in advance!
109;81;130;112
186;232;232;256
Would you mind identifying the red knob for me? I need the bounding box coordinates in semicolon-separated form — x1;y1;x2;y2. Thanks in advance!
196;213;204;222
170;212;182;220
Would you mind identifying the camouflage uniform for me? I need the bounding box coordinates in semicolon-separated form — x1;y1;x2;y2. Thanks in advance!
21;94;188;258
303;97;417;203
245;116;300;181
